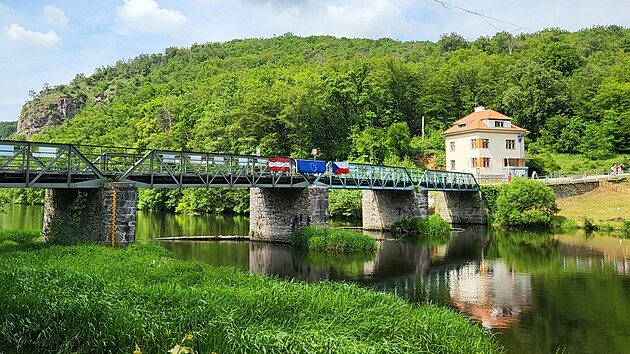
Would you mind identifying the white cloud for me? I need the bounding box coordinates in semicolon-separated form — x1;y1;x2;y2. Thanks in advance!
42;5;69;27
116;0;188;34
243;0;407;38
3;23;61;49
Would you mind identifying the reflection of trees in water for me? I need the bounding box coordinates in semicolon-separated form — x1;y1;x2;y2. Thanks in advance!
485;229;559;273
249;242;377;282
444;226;489;261
137;211;249;239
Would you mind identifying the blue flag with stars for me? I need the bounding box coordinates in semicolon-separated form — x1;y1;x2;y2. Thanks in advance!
296;159;327;173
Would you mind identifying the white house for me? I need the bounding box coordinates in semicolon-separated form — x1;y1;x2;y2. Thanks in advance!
441;107;530;179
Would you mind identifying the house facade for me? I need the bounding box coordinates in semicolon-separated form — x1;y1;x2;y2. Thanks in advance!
441;107;530;179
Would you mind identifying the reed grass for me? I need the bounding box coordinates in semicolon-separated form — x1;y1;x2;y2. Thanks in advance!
290;226;377;252
0;231;502;353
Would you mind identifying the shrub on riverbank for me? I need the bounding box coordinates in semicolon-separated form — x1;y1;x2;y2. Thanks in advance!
0;233;502;353
390;214;452;244
495;178;558;229
290;226;377;252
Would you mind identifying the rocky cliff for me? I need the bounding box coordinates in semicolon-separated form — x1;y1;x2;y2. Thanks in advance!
16;92;88;139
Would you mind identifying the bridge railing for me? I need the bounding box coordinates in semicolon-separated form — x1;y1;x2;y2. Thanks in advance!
414;170;479;191
118;150;307;188
319;162;415;189
0;141;105;188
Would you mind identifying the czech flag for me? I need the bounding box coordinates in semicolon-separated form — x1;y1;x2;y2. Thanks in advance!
332;161;349;174
296;159;327;173
268;157;290;172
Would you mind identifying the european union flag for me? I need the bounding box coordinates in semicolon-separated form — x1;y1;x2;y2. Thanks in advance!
296;159;327;173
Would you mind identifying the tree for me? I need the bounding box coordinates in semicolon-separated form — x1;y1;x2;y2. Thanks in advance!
502;61;570;138
495;178;558;228
438;33;469;53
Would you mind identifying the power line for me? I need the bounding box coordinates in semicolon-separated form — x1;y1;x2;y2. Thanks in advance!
430;0;531;33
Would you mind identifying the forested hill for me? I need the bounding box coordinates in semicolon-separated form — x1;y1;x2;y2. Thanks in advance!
20;27;630;166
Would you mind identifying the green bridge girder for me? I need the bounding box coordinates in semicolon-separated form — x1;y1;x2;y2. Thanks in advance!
0;140;479;191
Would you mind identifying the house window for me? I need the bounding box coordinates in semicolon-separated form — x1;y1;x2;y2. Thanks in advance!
450;160;456;170
481;139;489;148
483;158;490;167
506;139;515;150
470;139;477;149
494;121;504;128
450;141;455;152
471;158;477;168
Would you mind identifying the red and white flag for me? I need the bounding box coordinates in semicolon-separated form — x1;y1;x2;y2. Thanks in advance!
268;157;290;172
333;161;349;174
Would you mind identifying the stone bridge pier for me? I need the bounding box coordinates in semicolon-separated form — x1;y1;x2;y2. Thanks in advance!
362;189;429;230
42;182;137;245
433;191;486;224
249;185;329;242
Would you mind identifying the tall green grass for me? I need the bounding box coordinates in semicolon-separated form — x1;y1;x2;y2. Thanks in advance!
290;226;377;252
390;215;452;244
0;231;502;353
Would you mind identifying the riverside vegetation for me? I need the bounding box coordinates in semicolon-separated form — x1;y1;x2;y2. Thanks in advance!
290;226;377;252
390;214;452;244
0;230;503;353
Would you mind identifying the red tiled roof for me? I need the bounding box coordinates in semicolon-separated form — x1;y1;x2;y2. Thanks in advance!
441;109;529;136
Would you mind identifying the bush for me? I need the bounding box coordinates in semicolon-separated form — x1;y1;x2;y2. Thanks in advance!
558;219;579;232
480;185;504;216
290;226;376;252
599;223;614;233
583;217;596;232
495;178;558;229
390;215;452;244
623;221;630;238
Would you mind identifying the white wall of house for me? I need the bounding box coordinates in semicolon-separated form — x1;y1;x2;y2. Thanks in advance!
445;131;526;176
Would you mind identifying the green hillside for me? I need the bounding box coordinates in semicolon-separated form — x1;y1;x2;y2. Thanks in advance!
16;27;630;213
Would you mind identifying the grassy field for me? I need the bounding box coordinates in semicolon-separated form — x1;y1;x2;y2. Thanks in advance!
0;230;503;354
542;153;630;174
556;187;630;226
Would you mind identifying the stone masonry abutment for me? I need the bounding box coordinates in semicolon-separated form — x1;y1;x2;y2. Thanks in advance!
362;189;428;230
249;185;329;242
43;182;137;245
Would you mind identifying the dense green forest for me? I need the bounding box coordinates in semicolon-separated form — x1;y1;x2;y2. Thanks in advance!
0;122;16;139
15;26;630;214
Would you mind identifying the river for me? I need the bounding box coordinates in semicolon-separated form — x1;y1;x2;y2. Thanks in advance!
3;204;630;354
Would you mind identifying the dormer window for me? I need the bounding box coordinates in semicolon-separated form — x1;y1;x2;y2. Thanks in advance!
494;121;504;128
458;123;467;129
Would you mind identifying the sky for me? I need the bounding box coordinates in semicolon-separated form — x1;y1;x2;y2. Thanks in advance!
0;0;629;122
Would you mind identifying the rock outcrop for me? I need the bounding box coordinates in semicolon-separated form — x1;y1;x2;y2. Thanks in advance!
16;93;87;139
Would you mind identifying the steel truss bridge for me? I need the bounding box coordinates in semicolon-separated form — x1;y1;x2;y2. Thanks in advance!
0;140;479;191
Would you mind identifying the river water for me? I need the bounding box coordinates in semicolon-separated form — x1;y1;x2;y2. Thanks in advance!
3;204;630;354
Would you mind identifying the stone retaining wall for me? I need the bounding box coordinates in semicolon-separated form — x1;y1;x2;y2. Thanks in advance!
547;181;599;199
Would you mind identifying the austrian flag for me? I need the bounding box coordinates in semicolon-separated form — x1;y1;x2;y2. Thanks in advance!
268;157;290;172
332;161;349;174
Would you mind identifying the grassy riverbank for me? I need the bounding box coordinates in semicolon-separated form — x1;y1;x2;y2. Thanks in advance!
0;231;502;353
556;188;630;232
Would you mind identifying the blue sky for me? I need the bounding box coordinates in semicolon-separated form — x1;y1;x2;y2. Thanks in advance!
1;0;629;122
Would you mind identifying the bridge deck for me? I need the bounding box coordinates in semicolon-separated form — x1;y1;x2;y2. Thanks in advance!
0;140;479;191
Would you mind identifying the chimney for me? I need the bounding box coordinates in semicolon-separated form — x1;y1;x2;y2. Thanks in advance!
474;106;485;112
